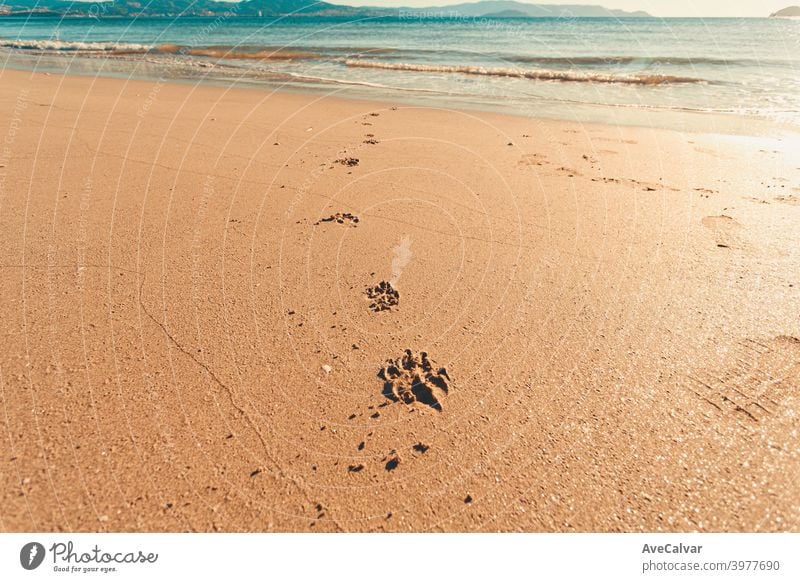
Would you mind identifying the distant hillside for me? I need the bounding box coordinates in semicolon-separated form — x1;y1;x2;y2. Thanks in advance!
0;0;354;16
0;0;228;16
410;1;651;17
483;9;530;17
236;0;366;16
770;5;800;16
0;0;651;18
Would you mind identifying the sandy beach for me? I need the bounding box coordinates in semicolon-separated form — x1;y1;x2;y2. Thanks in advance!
1;67;798;532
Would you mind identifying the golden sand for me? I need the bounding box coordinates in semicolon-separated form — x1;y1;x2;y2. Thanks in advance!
1;69;798;532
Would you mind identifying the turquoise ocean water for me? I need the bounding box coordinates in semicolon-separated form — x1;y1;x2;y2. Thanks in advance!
1;15;798;131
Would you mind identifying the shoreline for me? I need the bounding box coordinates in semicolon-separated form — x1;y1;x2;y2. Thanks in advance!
1;48;796;137
1;67;798;532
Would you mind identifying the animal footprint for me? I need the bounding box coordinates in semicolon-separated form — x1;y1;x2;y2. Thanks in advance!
366;281;399;312
379;349;451;411
701;215;743;249
774;194;799;206
335;157;359;167
686;336;800;423
315;212;360;227
555;166;580;177
517;153;547;167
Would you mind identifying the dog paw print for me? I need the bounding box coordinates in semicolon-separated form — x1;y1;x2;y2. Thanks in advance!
379;349;451;411
365;280;399;312
315;212;360;227
335;157;359;167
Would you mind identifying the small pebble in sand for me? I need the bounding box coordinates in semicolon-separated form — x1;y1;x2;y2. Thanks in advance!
322;365;332;374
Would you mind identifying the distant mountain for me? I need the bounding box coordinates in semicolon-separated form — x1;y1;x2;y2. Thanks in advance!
4;0;360;16
483;9;530;17
770;5;800;16
0;0;232;16
235;0;372;15
3;0;353;17
0;0;651;18
409;1;650;17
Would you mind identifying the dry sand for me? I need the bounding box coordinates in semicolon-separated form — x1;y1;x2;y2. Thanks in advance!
1;68;798;532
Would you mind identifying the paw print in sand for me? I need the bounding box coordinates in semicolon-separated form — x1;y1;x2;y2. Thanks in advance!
379;350;451;411
335;157;359;167
366;281;399;312
315;212;360;227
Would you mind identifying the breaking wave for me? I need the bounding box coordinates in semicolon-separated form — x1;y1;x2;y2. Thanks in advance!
344;60;707;85
0;39;322;60
0;38;153;52
505;55;773;66
154;44;321;60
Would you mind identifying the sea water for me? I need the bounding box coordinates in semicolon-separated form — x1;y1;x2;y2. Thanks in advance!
1;15;798;131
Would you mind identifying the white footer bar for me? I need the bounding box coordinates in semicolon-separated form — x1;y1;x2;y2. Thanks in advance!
2;533;797;581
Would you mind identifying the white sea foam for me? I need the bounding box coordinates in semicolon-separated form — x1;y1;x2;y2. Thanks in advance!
0;39;153;52
344;60;706;85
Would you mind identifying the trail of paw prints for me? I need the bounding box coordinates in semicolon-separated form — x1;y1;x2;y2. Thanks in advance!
516;147;685;191
742;178;798;205
296;109;470;521
589;174;678;192
575;148;685;191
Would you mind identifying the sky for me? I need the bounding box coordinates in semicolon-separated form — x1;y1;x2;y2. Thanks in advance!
341;0;796;17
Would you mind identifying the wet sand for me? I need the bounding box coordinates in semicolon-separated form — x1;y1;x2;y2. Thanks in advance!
1;68;798;532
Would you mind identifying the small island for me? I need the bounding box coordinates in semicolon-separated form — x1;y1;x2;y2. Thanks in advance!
770;5;800;16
